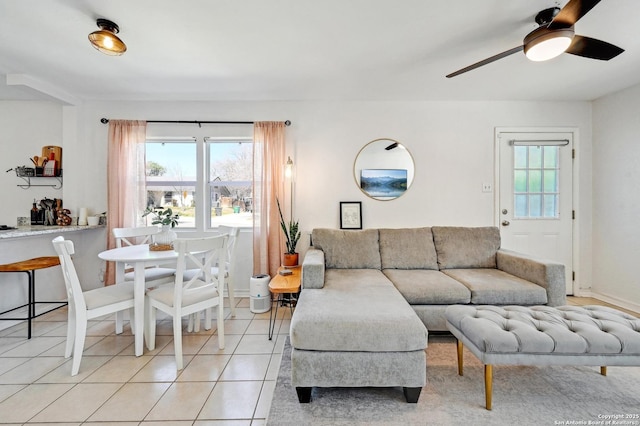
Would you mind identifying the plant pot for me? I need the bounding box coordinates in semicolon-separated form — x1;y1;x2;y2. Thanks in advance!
283;253;299;267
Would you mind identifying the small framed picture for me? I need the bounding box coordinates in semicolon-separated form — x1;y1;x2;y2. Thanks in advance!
340;201;362;230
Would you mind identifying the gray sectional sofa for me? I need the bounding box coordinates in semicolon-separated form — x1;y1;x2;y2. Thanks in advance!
289;226;565;402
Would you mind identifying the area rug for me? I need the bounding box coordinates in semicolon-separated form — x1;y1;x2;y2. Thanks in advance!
268;335;640;426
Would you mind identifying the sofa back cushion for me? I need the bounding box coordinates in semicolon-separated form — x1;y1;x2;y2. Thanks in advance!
432;226;501;269
379;227;438;270
312;228;381;269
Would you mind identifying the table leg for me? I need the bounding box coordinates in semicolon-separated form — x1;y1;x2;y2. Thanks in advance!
268;293;279;340
114;261;126;334
133;263;145;356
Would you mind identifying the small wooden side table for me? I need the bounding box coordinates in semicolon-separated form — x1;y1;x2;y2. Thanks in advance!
268;266;301;340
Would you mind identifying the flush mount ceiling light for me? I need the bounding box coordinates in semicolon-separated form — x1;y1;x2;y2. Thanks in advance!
88;18;127;56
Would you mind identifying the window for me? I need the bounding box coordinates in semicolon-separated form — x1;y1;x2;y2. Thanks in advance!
145;137;252;229
513;145;559;219
207;138;253;228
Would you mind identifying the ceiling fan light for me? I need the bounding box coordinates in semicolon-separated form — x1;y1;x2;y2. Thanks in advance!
88;19;127;56
524;28;574;62
526;36;572;61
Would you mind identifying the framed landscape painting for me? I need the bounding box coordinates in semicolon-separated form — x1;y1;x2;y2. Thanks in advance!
360;169;407;199
340;201;362;230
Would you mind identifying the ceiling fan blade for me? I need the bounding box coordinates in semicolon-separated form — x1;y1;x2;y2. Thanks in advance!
446;45;523;78
549;0;601;28
565;35;624;60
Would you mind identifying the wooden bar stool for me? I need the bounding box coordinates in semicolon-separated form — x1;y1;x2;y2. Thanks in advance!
0;256;67;338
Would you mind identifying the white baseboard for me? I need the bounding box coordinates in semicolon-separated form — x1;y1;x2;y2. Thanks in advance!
580;290;640;315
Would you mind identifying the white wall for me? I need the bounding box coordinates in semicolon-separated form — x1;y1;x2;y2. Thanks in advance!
592;83;640;312
1;99;595;296
0;101;64;223
75;99;593;290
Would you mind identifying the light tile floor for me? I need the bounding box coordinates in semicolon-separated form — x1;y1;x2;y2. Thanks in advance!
0;296;635;425
0;297;290;425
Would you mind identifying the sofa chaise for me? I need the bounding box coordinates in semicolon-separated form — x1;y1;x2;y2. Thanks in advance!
289;226;566;402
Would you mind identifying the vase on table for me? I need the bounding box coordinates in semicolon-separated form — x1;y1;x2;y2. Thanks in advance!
150;225;176;251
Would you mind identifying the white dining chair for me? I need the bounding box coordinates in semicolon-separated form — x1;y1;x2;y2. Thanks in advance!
112;226;176;286
145;235;228;370
52;236;135;376
186;225;240;332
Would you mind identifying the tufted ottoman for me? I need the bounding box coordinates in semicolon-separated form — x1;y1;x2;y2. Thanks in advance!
445;305;640;410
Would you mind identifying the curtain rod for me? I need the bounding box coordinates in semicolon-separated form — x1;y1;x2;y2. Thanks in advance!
509;139;569;146
100;118;291;126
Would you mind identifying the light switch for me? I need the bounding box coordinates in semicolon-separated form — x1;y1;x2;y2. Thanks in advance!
482;183;492;193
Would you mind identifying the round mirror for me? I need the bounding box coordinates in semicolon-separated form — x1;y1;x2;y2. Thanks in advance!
353;138;415;201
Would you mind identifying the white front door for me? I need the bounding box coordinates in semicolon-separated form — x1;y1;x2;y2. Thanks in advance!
497;131;574;294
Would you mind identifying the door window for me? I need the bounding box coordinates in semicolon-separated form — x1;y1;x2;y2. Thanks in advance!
513;145;559;219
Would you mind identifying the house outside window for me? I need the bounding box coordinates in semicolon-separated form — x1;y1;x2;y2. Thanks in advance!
145;137;252;229
207;137;253;227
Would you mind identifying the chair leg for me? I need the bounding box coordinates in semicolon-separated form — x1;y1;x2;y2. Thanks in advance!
204;308;212;330
187;313;195;332
194;311;201;332
146;305;157;351
128;308;135;335
27;270;34;339
217;303;225;349
71;318;87;376
64;305;75;358
173;314;183;370
115;311;124;334
227;279;236;317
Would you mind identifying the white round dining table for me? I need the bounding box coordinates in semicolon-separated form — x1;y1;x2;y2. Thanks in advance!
99;244;178;356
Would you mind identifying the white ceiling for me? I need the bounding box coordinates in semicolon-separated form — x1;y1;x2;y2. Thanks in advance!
1;0;638;103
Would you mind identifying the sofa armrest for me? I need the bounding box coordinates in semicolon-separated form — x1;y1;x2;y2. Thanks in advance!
302;248;325;289
496;249;566;306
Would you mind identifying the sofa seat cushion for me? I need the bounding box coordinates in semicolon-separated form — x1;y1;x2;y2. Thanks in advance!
379;227;438;270
432;226;501;269
383;269;471;304
290;269;428;352
443;268;548;305
312;229;381;269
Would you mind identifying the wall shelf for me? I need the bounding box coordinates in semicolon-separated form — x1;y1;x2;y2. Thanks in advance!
17;176;63;190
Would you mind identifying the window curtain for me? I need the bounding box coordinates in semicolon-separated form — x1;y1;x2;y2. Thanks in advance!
105;120;147;285
253;121;286;276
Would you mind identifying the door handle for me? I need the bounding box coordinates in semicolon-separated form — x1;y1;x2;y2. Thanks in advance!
501;220;510;226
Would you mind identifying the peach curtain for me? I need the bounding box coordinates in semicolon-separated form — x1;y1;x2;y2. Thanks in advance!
253;121;286;277
105;120;147;285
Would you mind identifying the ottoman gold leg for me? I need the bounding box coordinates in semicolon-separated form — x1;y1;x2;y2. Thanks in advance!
485;364;493;410
601;366;607;376
457;339;464;376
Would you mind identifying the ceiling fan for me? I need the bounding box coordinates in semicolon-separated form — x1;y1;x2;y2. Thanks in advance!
446;0;624;78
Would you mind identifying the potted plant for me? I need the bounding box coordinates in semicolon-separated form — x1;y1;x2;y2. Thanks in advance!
277;197;301;266
142;206;180;250
142;206;180;227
